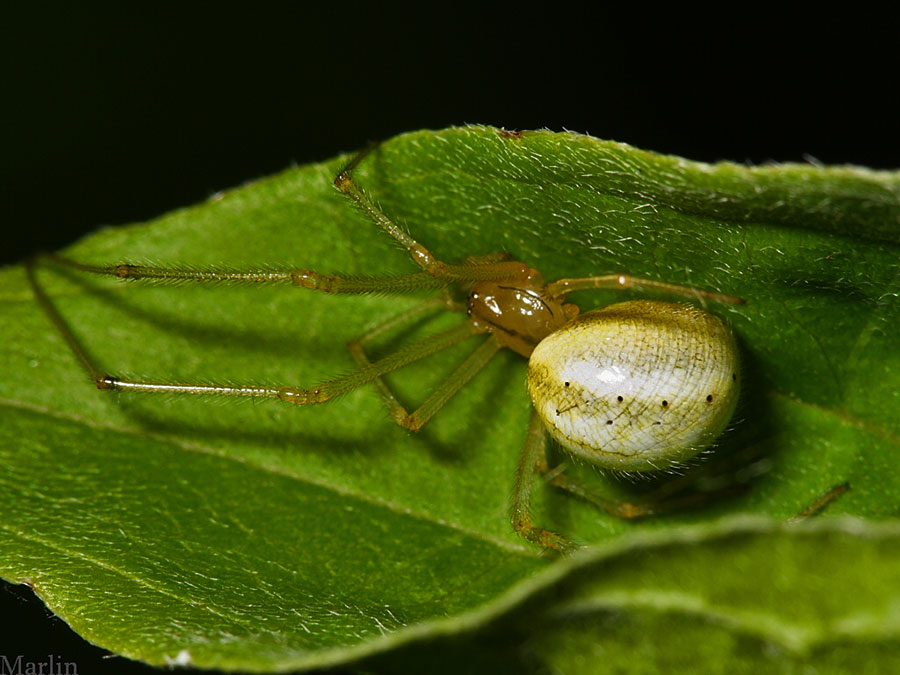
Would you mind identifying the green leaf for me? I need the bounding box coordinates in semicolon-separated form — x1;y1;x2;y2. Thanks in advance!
1;126;898;671
356;519;900;675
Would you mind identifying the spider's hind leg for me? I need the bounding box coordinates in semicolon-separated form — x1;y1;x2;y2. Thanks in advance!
511;411;579;553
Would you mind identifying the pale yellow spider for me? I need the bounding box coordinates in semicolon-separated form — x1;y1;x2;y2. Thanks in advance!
29;143;755;551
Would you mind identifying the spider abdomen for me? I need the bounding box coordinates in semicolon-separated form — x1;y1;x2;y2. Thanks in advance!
527;300;740;472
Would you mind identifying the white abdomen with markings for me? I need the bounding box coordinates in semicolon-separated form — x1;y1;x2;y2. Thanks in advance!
527;300;740;471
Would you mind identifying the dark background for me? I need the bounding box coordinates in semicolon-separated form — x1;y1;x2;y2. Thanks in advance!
3;5;898;674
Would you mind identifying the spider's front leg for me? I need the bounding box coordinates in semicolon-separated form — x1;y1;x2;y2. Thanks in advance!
332;145;530;284
546;273;744;306
26;254;481;404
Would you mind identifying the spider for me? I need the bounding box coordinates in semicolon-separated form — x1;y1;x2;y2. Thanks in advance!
29;142;755;551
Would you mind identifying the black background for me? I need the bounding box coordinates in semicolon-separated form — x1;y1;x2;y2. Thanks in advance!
3;5;898;674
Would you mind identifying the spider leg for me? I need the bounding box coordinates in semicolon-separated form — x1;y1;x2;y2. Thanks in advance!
33;251;453;295
27;256;479;403
348;297;447;419
546;273;744;305
542;469;745;519
511;411;578;553
334;146;529;283
350;321;501;430
32;248;517;297
791;482;850;520
547;459;848;525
